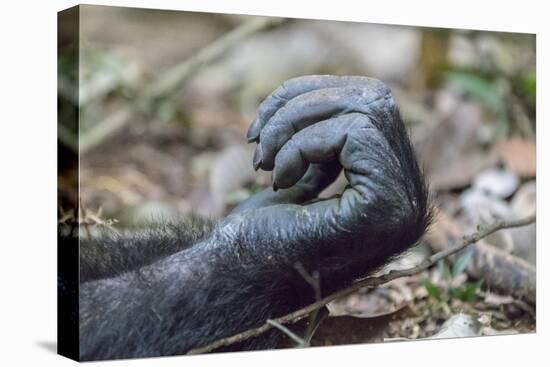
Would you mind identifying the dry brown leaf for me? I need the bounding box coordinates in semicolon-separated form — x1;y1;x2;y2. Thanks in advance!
429;153;495;191
308;304;414;346
494;138;536;177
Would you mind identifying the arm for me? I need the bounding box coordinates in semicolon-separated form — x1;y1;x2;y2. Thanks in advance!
78;216;213;283
79;75;432;360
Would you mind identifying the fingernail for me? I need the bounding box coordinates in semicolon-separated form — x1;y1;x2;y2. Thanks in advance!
246;119;260;143
253;144;263;171
271;172;279;191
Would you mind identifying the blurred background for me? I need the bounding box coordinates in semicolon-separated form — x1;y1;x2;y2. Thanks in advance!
58;5;536;343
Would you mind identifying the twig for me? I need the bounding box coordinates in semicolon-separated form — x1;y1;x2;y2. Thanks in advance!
144;17;285;103
302;306;329;345
187;214;536;355
77;16;285;153
294;263;322;345
80;108;133;153
469;240;536;303
266;320;306;347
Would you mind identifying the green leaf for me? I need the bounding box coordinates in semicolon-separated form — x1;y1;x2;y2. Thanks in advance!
158;100;177;123
519;71;536;108
445;71;504;113
452;250;473;278
423;279;442;301
450;280;483;302
437;260;452;282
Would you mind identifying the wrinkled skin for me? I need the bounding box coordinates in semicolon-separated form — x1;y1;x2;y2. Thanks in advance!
75;75;432;360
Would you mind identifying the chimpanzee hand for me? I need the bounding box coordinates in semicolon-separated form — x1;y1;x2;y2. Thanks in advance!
225;75;430;283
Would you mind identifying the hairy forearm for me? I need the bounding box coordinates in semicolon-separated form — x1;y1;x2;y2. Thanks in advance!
78;230;315;360
80;244;209;359
79;218;213;283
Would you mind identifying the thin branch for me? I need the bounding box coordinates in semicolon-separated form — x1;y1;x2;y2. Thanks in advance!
77;16;285;153
144;17;285;103
187;214;536;355
294;263;322;345
302;306;329;346
266;320;306;347
80;108;133;153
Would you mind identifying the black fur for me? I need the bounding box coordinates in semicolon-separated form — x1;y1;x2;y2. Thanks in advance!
78;216;213;283
69;75;432;361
